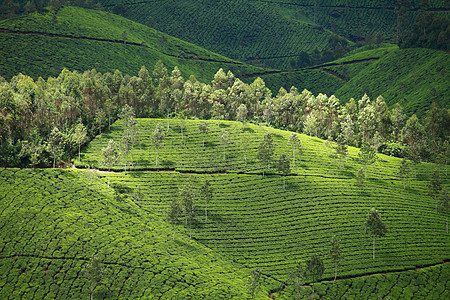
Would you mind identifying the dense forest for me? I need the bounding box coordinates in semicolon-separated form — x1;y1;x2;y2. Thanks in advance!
1;62;448;168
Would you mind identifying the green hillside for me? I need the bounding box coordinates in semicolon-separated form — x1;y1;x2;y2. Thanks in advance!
334;47;450;117
0;6;263;81
0;168;261;299
2;118;449;298
98;0;449;69
77;119;450;280
260;45;449;117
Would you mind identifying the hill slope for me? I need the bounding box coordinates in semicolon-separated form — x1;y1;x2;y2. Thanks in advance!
0;168;259;299
260;45;450;117
0;6;264;81
99;0;449;69
78;118;450;284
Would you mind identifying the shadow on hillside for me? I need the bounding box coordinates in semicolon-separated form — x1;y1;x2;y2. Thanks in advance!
243;127;255;133
219;123;231;128
204;141;216;147
161;160;175;168
272;133;283;139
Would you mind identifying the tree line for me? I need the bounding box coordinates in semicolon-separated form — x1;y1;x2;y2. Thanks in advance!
0;62;448;167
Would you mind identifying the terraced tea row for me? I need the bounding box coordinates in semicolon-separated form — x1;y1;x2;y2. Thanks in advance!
104;168;449;283
274;262;450;299
0;168;256;299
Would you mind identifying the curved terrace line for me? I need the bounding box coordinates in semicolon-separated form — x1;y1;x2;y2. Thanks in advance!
0;28;240;65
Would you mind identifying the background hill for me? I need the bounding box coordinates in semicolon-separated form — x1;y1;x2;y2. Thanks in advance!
0;6;263;82
98;0;449;69
258;44;450;117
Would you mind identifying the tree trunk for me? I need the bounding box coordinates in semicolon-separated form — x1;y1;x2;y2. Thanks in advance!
205;200;208;221
91;279;94;300
53;156;56;169
156;148;158;167
167;112;170;132
202;135;205;147
181;125;183;141
78;143;81;162
223;146;226;161
293;148;295;168
189;222;192;239
334;263;337;283
312;282;315;300
108;172;110;188
435;195;437;212
244;150;247;165
373;235;375;259
108;112;111;130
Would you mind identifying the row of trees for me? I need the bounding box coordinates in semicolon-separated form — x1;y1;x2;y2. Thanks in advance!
1;62;448;168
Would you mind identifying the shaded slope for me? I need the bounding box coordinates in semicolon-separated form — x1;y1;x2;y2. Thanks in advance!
0;6;264;81
0;168;257;299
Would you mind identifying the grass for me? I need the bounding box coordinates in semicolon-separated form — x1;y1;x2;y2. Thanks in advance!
0;168;261;299
77;118;450;283
0;6;264;82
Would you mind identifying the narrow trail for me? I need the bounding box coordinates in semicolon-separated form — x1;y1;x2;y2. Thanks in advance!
0;28;240;65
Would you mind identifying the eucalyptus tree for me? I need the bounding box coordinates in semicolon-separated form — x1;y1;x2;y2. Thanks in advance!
240;132;250;165
439;188;449;234
246;268;262;300
329;235;344;282
258;133;275;176
398;157;412;190
179;180;196;238
277;153;290;189
236;103;248;129
288;133;301;168
334;135;348;175
304;112;319;139
263;101;275;132
84;255;103;300
358;142;377;180
304;254;325;299
72;119;87;163
212;101;225;127
101;139;119;187
167;198;182;240
427;167;442;212
198;121;209;147
218;129;230;161
151;123;165;167
200;179;213;221
47;126;65;169
287;261;303;300
365;208;387;259
95;108;106;135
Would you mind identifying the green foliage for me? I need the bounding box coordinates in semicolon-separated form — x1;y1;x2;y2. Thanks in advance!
0;168;251;299
0;6;263;82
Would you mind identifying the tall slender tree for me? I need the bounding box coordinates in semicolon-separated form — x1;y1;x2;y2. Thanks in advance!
358;142;377;180
277;153;290;189
72;120;87;163
427;167;442;212
151;123;165;167
101;139;119;187
439;188;449;234
218;129;230;161
304;254;325;299
198;121;209;147
287;261;303;300
329;235;344;283
288;133;301;168
258;133;275;176
47;127;65;169
84;255;103;300
167;198;182;240
200;179;213;221
365;208;387;259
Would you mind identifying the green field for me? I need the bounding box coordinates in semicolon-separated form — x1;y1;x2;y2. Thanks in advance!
2;118;449;298
0;6;263;82
0;168;261;299
78;118;450;279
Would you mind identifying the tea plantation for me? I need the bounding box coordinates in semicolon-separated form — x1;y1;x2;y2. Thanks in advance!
72;118;449;298
0;168;264;299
